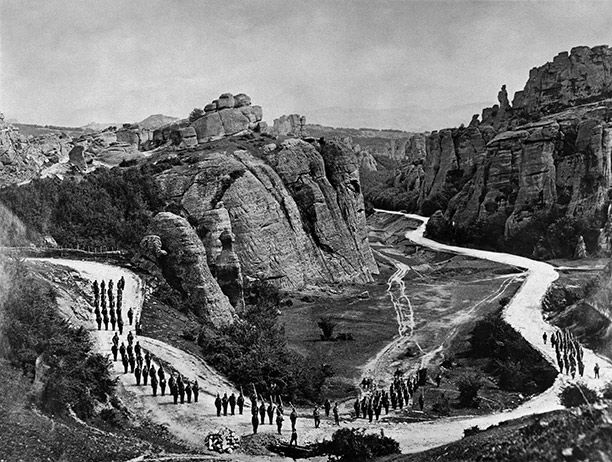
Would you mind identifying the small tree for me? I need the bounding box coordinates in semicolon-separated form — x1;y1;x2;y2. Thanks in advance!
559;383;599;407
318;316;337;340
189;108;204;122
317;428;400;461
456;374;482;408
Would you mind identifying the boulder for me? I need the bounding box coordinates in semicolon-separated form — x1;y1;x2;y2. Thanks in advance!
234;93;252;107
68;145;87;171
217;93;235;110
145;212;235;327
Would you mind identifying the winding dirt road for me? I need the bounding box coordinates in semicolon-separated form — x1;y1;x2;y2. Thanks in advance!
31;211;612;455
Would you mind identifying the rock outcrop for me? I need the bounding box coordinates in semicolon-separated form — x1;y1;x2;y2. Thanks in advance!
191;93;265;142
385;45;612;257
513;45;612;116
143;212;235;327
272;114;305;137
152;137;377;289
215;229;244;311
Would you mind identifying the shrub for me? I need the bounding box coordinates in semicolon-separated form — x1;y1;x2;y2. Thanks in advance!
1;266;116;420
318;316;337;340
456;374;482;408
188;108;204;122
199;281;332;403
560;383;600;407
317;428;400;461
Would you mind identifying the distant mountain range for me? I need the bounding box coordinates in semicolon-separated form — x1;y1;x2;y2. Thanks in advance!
81;114;179;131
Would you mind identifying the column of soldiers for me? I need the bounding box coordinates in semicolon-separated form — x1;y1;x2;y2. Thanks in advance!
92;277;133;333
93;277;200;402
545;329;600;379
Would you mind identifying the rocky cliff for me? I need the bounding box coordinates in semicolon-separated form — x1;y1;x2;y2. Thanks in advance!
150;135;377;290
385;45;612;257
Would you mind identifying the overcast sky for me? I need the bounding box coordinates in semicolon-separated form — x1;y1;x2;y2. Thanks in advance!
1;0;611;131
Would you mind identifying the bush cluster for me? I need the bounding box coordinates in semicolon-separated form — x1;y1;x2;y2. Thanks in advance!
0;166;163;252
1;263;115;419
468;314;557;394
559;383;600;407
316;428;400;461
198;280;332;403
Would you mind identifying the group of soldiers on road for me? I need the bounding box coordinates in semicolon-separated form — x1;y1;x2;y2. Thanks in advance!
92;277;134;333
93;278;199;404
543;328;601;379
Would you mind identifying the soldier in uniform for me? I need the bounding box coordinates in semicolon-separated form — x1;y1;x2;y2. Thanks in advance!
289;428;298;446
192;380;199;403
160;376;167;396
290;405;297;431
333;402;340;425
111;343;118;361
237;389;244;415
215;393;222;416
134;364;142;385
229;392;236;414
129;354;136;373
122;355;129;374
324;398;331;417
117;318;124;335
276;409;284;435
185;381;192;403
251;412;259;434
267;399;275;424
223;393;230;416
142;364;149;386
151;373;158;396
128;307;134;325
313;405;321;428
259;398;266;424
96;315;102;330
127;331;134;346
177;376;185;404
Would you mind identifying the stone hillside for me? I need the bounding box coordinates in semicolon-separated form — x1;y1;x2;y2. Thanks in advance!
389;45;612;257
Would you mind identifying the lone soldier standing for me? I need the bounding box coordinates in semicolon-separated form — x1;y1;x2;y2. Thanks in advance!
290;405;298;431
313;405;321;428
324;398;331;417
289;428;298;447
127;307;134;325
333;402;340;425
595;363;601;379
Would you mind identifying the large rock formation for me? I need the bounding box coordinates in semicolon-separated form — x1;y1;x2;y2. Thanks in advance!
272;114;305;137
142;212;235;327
387;45;612;257
152;137;377;289
191;93;265;142
513;45;612;116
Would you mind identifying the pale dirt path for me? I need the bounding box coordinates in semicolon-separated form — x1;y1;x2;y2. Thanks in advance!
29;258;291;461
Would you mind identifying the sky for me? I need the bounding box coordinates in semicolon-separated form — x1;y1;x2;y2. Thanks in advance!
1;0;612;131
